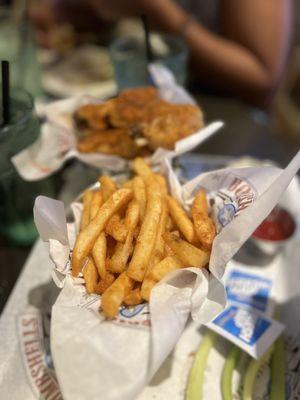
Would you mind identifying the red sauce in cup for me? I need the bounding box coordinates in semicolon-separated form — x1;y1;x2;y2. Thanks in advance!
253;206;295;241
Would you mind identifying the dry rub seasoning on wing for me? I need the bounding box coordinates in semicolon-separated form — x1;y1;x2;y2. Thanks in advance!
74;87;204;158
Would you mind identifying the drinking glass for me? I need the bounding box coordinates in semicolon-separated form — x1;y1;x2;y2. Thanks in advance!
0;7;21;88
0;88;53;245
110;34;188;90
0;7;43;98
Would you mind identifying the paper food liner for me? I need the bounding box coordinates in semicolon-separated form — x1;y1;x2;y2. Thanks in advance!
12;64;223;181
33;150;300;400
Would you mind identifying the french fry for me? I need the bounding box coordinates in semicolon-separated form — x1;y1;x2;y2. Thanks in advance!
164;243;174;257
83;258;98;294
108;242;127;273
192;188;216;251
141;207;176;301
166;215;175;231
139;190;166;302
127;179;162;281
122;179;134;189
149;256;184;281
92;232;106;280
141;277;156;302
164;231;210;268
99;175;117;201
101;272;134;318
109;201;139;273
132;176;146;221
76;159;217;316
94;272;115;295
80;190;93;231
151;199;168;261
155;174;168;196
90;190;103;220
141;254;159;301
125;199;140;229
132;157;154;182
167;195;195;242
124;288;143;306
193;188;208;213
105;214;128;242
72;188;133;277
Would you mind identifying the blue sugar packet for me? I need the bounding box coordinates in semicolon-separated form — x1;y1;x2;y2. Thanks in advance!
207;305;284;358
206;265;282;358
225;269;273;314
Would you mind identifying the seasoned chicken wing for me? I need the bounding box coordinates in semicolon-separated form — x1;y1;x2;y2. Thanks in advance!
74;86;205;156
108;87;159;128
74;102;113;131
140;102;204;150
77;129;140;159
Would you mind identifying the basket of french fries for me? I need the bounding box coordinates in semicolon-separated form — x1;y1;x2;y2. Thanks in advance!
12;64;223;180
72;158;215;318
34;152;300;400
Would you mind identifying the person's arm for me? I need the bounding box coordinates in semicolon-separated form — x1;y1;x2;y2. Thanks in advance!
184;0;292;107
143;0;292;107
88;0;293;107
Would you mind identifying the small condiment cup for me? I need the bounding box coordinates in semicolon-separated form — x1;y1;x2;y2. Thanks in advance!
234;206;296;265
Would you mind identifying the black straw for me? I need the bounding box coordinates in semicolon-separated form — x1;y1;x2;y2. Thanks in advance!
141;14;154;63
2;60;10;127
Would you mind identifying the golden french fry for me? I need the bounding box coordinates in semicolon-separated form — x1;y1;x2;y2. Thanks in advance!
90;190;103;220
132;157;154;182
164;243;174;257
109;201;139;273
105;214;128;242
149;256;184;281
125;199;140;229
148;198;168;263
83;258;98;294
141;187;166;276
141;205;176;299
194;216;216;251
155;174;168;196
99;175;117;202
92;232;106;280
141;252;160;298
193;188;208;213
127;179;162;281
192;188;216;251
122;179;134;189
164;231;210;268
124;288;143;306
94;271;115;295
167;195;195;243
72;188;133;277
108;242;128;273
141;277;156;302
80;190;93;231
101;272;134;318
166;215;175;231
132;176;146;221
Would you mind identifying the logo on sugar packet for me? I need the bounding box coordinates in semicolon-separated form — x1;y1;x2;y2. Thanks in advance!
208;173;257;227
212;306;271;345
226;270;272;312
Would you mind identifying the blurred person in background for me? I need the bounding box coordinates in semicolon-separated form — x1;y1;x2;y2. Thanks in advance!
29;0;292;108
